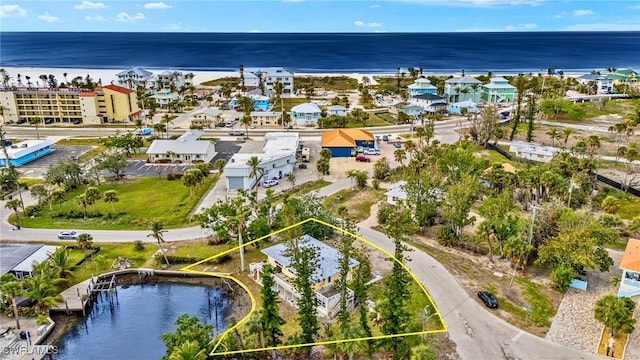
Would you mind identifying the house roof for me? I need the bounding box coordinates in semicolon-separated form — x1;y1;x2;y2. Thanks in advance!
1;139;54;160
146;139;213;155
579;74;609;81
192;108;222;117
291;102;321;113
621;238;640;272
321;128;375;147
484;81;516;89
445;76;482;84
176;129;204;141
250;111;281;117
413;93;445;101
0;244;43;275
414;78;432;84
12;245;60;274
103;84;135;94
327;105;347;111
261;235;359;282
79;91;97;97
116;67;153;77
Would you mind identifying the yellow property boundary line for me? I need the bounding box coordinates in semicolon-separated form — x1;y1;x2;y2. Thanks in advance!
180;217;447;356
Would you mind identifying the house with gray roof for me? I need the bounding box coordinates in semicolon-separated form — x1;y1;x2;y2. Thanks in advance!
249;234;359;318
327;105;348;116
1;244;60;279
482;77;516;103
409;93;447;113
291;102;322;127
577;74;613;94
146;130;215;163
190;108;223;128
444;76;482;103
116;67;153;88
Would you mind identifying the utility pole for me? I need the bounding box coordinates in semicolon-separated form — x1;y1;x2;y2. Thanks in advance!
528;205;539;245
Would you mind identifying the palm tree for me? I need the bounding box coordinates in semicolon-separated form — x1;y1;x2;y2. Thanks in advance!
595;294;636;336
104;190;119;214
546;127;561;147
394;148;406;167
23;272;62;311
0;274;23;329
240;114;252;138
29;118;41;139
75;194;89;219
148;221;170;266
5;198;22;226
246;156;264;189
48;248;74;280
287;172;296;188
586;135;601;158
168;340;207;360
76;233;94;263
562;128;575;146
215;158;226;173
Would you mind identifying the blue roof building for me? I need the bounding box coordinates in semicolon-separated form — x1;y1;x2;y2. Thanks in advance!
0;139;54;167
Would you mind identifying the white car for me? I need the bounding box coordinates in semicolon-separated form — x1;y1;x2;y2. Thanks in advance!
263;179;279;188
58;230;79;240
363;148;380;155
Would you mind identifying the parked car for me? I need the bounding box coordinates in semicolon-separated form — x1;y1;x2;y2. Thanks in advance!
382;135;389;142
355;155;371;162
363;148;380;155
393;142;402;148
134;128;152;136
44;118;54;124
229;130;245;136
263;179;278;187
477;291;498;308
72;119;83;125
16;119;27;124
57;230;79;240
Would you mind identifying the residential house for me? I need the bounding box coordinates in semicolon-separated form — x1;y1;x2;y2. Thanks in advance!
618;238;640;298
116;67;153;88
409;93;447;113
291;102;322;127
190;108;223;128
482;77;516;103
228;94;271;112
447;100;478;115
251;111;283;127
321;128;376;157
0;139;54;167
403;104;425;118
444;76;482;103
327;105;348;116
223;133;299;190
577;74;614;94
606;69;639;87
249;235;359;318
0;86;141;125
150;89;179;107
0;244;60;279
244;67;294;94
146;130;216;163
509;141;561;163
385;180;408;205
407;78;438;99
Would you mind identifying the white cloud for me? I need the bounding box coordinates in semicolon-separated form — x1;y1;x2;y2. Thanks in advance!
144;2;171;9
564;23;640;31
573;9;594;16
38;12;60;22
117;12;146;22
74;1;107;10
354;20;383;28
0;4;27;17
84;15;105;21
505;23;537;30
394;0;543;7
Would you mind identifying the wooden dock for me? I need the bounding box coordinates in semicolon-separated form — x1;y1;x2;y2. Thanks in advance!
52;274;118;314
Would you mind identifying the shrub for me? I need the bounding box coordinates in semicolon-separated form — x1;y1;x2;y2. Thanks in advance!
24;204;42;217
551;264;576;292
372;179;380;190
167;173;184;180
436;225;458;247
377;203;395;225
133;240;145;251
599;214;623;228
601;196;619;214
159;254;231;265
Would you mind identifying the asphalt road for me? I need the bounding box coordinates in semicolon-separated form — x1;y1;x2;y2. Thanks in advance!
0;179;601;360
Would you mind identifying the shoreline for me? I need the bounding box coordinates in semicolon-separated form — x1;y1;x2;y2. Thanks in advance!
0;66;591;88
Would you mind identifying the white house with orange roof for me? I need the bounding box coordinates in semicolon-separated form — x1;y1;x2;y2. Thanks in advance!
618;238;640;298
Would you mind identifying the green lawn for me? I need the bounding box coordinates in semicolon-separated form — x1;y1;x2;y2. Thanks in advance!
17;176;217;230
270;98;308;112
199;77;239;87
324;188;383;222
617;196;640;220
578;99;640;119
294;76;359;92
271;179;331;203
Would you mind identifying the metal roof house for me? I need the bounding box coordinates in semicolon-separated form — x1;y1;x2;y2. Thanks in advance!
407;78;438;99
509;141;561;163
291;102;322;127
146;130;216;163
327;105;348;116
447;99;479;115
577;74;614;94
190;108;223;128
249;235;359;318
0;244;60;279
482;77;516;103
116;67;154;88
0;139;54;167
223;132;299;191
409;93;447;113
321;128;376;157
444;76;482;103
619;238;640;298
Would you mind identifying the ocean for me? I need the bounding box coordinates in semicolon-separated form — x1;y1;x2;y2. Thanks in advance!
1;32;639;73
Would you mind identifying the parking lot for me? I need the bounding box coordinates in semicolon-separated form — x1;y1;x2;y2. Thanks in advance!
17;145;94;179
123;141;243;177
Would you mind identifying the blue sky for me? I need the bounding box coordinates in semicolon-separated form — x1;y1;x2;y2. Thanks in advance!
1;0;639;32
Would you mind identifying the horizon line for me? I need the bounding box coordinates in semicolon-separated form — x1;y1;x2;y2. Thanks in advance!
2;30;640;34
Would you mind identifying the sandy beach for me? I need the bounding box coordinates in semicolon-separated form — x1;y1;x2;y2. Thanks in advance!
1;66;581;89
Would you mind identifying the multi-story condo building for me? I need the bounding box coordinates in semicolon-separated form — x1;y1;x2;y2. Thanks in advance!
0;85;141;125
244;67;294;94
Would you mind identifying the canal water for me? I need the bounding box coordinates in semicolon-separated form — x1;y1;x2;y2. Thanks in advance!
53;283;229;360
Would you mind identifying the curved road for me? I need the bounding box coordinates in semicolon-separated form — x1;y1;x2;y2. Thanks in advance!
1;186;599;360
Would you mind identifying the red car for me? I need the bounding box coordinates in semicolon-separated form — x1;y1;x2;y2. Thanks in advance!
355;155;371;162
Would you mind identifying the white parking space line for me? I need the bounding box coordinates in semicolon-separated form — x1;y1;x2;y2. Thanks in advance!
511;330;525;342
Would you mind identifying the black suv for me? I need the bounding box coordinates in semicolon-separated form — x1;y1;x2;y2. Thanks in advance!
477;291;498;308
